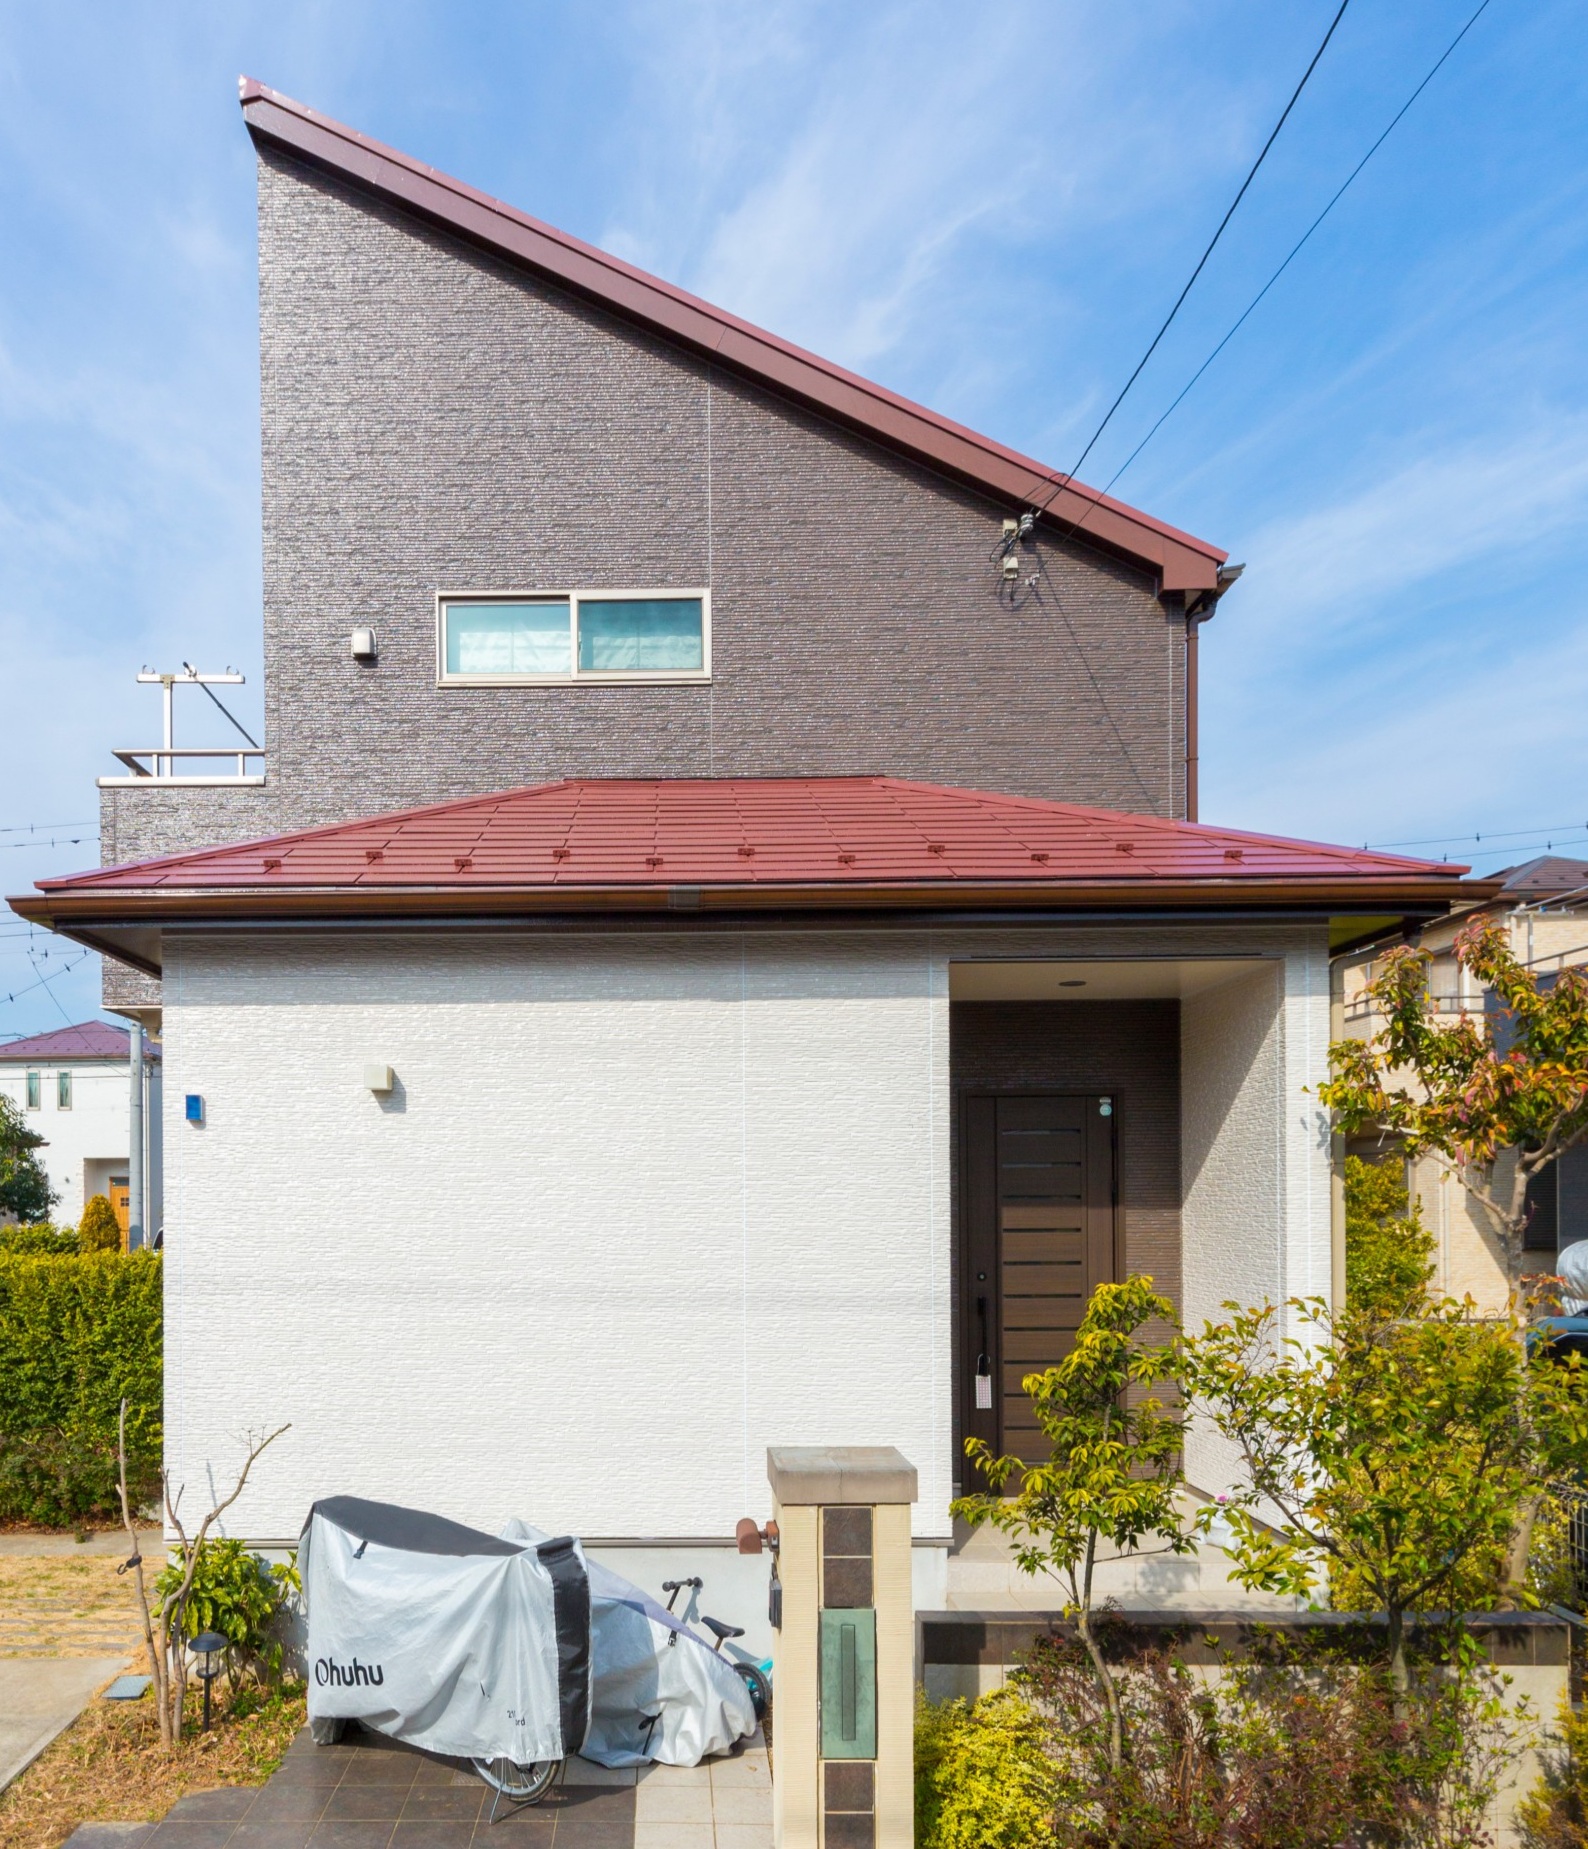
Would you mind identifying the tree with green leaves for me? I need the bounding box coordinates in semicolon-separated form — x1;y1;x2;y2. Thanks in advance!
0;1094;56;1223
1321;921;1588;1287
952;1276;1191;1768
1345;1154;1435;1319
1181;1293;1588;1708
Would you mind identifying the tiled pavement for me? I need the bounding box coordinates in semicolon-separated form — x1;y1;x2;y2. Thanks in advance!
62;1722;773;1849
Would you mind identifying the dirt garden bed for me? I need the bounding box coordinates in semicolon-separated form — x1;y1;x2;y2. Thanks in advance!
0;1681;305;1849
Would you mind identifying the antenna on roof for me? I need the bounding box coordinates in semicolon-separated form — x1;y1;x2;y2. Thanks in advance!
130;665;253;778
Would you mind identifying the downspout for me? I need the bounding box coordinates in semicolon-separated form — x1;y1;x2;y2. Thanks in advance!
1185;602;1201;823
127;1022;145;1252
1182;562;1244;825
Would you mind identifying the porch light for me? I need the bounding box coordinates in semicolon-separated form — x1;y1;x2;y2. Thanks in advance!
190;1630;227;1730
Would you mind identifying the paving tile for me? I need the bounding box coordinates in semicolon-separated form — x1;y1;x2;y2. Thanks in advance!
267;1761;348;1788
385;1826;476;1849
143;1824;240;1849
229;1826;317;1849
711;1826;773;1849
338;1758;417;1788
398;1790;482;1823
248;1785;332;1822
167;1790;257;1821
706;1755;769;1788
635;1763;711;1786
304;1825;395;1849
321;1788;406;1822
710;1788;772;1826
406;1758;462;1787
629;1824;710;1849
554;1816;639;1849
634;1782;713;1824
563;1760;637;1786
553;1786;635;1814
465;1819;555;1847
64;1829;156;1849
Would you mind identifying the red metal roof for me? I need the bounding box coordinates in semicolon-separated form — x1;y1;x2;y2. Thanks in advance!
0;1021;137;1062
35;778;1462;898
237;79;1226;596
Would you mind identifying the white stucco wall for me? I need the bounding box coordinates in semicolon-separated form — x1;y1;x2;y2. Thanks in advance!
0;1058;133;1223
161;922;1331;1557
162;931;954;1545
1179;940;1332;1497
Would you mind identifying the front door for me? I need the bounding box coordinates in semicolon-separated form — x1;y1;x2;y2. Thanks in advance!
962;1094;1116;1459
109;1178;130;1246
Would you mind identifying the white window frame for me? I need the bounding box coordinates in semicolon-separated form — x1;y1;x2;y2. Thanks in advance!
436;588;712;686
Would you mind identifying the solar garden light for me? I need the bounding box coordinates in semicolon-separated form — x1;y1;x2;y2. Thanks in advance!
190;1631;228;1730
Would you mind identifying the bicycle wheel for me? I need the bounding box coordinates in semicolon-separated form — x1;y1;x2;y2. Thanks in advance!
471;1756;560;1802
733;1661;771;1721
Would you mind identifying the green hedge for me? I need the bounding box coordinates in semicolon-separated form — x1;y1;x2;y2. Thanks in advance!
0;1250;162;1526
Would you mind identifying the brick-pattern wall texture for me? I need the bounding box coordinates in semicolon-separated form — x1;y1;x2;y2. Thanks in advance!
102;151;1191;1004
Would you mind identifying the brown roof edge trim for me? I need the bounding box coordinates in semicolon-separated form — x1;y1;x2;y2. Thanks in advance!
10;877;1492;927
237;80;1225;594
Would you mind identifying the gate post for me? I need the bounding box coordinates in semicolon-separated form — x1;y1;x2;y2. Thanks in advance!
768;1446;918;1849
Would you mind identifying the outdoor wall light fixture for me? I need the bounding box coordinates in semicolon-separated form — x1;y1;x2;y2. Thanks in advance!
190;1631;228;1730
364;1064;395;1095
184;1094;204;1125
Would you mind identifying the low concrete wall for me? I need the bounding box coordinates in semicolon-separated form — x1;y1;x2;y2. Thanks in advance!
919;1608;1571;1848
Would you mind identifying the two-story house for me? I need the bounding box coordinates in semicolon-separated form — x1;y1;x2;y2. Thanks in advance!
11;83;1482;1630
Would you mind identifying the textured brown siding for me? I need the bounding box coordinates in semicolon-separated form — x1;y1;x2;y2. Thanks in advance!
102;152;1189;1006
949;1000;1182;1468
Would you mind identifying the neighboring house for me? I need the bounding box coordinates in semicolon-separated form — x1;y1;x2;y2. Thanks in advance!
1338;855;1588;1309
12;84;1482;1626
0;1021;161;1233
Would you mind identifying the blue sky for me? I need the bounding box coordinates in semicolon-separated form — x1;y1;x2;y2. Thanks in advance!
1;0;1585;1037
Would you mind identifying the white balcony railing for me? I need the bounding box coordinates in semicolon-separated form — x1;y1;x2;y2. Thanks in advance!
100;747;266;787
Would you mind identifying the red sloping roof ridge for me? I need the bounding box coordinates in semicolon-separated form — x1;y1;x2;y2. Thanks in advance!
236;79;1225;595
34;778;1466;894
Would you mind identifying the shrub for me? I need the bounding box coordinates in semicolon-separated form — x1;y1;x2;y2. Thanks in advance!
0;1223;79;1255
77;1193;123;1253
1005;1628;1511;1849
0;1093;55;1222
915;1687;1057;1849
0;1249;161;1525
155;1538;300;1688
1345;1154;1435;1318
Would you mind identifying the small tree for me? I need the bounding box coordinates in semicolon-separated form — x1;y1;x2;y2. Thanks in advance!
117;1398;289;1748
1322;922;1588;1286
1345;1154;1435;1319
77;1193;122;1253
1182;1294;1588;1707
952;1276;1191;1768
0;1094;56;1223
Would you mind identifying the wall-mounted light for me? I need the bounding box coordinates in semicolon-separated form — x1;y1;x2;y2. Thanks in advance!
364;1064;395;1095
184;1094;205;1125
350;628;377;662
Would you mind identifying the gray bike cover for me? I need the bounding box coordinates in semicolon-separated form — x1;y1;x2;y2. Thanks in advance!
498;1518;756;1767
301;1497;591;1765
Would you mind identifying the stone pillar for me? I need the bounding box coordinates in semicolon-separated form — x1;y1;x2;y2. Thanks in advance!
767;1446;917;1849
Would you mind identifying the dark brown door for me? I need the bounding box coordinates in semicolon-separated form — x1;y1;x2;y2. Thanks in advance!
962;1094;1116;1458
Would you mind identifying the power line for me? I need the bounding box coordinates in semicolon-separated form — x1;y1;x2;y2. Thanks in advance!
1370;820;1588;849
0;822;94;835
4;837;90;850
1029;0;1352;523
1;951;90;1008
1099;0;1498;497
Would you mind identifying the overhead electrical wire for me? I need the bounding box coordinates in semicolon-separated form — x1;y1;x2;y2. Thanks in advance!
1093;0;1498;500
1370;819;1588;850
1027;0;1353;526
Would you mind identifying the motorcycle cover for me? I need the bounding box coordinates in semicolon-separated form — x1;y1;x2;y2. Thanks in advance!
301;1496;591;1766
499;1517;756;1767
